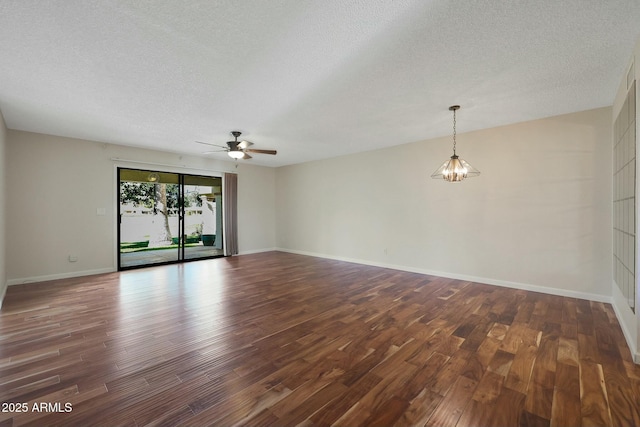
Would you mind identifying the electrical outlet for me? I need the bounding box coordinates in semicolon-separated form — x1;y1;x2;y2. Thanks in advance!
68;255;78;262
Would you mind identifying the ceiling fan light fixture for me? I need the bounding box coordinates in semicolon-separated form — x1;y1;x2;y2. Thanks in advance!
431;105;480;182
227;150;244;159
196;130;276;160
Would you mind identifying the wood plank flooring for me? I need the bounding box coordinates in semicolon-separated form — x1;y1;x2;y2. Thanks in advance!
0;251;639;426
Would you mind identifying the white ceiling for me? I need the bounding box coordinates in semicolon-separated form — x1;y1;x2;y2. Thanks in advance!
1;1;639;167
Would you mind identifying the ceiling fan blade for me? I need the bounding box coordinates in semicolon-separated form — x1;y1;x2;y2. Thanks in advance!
203;150;228;154
238;140;253;149
245;148;277;155
242;152;252;159
196;140;227;149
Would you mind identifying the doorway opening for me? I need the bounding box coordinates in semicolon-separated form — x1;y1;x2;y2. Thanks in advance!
118;168;224;270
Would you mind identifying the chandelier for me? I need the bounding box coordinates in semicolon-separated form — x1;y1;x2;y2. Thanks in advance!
431;105;480;182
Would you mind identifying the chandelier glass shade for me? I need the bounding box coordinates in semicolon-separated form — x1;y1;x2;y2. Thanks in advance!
431;155;480;182
431;105;480;182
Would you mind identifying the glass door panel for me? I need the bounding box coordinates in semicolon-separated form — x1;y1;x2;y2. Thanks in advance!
119;169;181;269
183;175;224;260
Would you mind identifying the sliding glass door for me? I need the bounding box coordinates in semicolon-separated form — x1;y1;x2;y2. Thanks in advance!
118;168;223;270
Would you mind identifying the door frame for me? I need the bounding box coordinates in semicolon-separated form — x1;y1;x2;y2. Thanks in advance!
116;166;225;271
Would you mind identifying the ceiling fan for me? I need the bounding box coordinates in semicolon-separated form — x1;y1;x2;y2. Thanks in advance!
196;131;277;160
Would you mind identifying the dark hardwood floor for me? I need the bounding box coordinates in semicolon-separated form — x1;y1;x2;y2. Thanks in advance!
1;251;639;426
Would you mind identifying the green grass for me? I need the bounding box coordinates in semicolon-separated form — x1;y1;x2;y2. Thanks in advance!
120;242;202;253
121;241;149;250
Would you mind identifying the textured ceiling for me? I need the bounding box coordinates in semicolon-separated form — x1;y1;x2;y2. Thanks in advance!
1;1;639;167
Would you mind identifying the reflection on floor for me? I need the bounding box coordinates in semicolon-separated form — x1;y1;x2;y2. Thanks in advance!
120;246;224;268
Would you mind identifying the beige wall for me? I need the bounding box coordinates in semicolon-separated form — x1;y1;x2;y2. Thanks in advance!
237;164;276;253
612;36;640;363
6;131;276;284
276;108;612;301
0;109;6;307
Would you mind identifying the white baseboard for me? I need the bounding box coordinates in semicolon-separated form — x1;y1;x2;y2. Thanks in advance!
610;290;640;364
7;268;116;286
612;303;640;364
275;247;612;303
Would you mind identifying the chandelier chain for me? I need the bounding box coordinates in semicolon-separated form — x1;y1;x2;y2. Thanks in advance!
452;108;457;155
